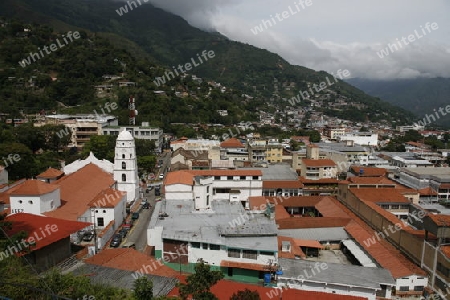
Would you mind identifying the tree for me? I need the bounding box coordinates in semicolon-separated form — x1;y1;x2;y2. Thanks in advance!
133;276;153;300
137;156;156;174
135;139;156;157
178;260;224;300
230;289;261;300
82;135;116;161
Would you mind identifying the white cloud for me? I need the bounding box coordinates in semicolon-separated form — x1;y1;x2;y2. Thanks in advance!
141;0;450;79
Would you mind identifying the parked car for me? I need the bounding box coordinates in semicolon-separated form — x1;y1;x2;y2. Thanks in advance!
132;212;140;220
82;232;94;242
118;228;128;238
159;173;164;180
110;234;122;248
143;202;151;209
123;220;133;230
141;198;147;205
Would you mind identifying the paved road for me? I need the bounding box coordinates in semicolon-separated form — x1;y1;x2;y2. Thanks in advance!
123;151;171;252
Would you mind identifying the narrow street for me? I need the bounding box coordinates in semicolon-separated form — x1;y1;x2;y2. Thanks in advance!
122;151;171;252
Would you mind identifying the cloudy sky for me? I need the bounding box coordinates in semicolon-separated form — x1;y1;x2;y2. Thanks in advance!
145;0;449;79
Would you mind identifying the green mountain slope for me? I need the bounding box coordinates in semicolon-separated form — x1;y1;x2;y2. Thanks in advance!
347;78;450;128
0;0;415;126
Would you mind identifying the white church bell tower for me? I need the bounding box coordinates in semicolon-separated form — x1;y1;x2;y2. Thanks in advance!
114;130;139;203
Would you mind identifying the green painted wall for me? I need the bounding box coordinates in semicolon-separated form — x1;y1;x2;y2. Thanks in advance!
155;250;162;259
164;262;261;284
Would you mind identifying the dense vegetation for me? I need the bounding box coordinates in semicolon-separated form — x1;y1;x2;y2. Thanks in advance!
0;0;415;127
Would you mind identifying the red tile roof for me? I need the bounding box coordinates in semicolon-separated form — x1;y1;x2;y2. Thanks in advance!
277;236;306;259
89;188;126;208
302;159;336;167
220;138;244;148
347;177;396;185
164;171;195;186
418;187;438;196
44;164;115;221
10;179;59;196
269;196;323;208
168;278;366;300
350;166;387;177
220;260;267;272
37;167;64;179
275;205;291;221
349;188;410;204
84;248;180;277
4;213;90;252
263;180;303;189
344;221;426;278
427;214;450;227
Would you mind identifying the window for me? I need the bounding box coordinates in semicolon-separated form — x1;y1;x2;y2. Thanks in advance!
243;250;257;260
19;200;22;204
103;210;106;213
122;174;126;181
259;251;273;256
207;186;209;193
391;205;399;209
97;217;104;227
122;154;125;159
202;243;208;250
240;176;246;180
50;200;54;209
206;195;210;206
399;286;409;291
227;176;233;180
401;205;410;209
413;286;424;292
381;204;389;209
28;200;33;204
228;248;240;258
252;176;259;180
214;176;220;180
210;244;220;250
191;242;200;248
122;162;126;170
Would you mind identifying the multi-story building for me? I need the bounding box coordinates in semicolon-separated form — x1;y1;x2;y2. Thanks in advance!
35;114;118;148
102;122;163;152
337;132;378;146
323;125;347;140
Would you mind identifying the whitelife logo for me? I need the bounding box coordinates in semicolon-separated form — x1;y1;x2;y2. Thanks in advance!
376;22;439;58
250;0;313;35
18;31;81;68
0;224;58;261
153;50;215;86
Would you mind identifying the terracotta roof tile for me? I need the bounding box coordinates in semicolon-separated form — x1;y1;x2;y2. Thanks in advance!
347;177;396;185
10;179;59;196
418;187;438;196
44;164;115;221
427;214;450;227
168;278;366;300
220;260;267;271
277;236;306;259
37;167;64;179
349;188;410;204
350;166;387;177
275;205;291;221
262;180;303;189
164;171;195;186
302;159;336;167
89;188;126;208
5;213;90;252
344;221;426;278
220;138;244;148
84;248;179;277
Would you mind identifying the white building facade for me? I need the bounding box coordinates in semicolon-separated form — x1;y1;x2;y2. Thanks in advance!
114;130;139;203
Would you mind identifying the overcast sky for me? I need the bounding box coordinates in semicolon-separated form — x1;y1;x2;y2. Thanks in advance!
143;0;450;79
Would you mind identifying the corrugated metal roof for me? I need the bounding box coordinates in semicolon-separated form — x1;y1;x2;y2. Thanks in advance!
341;239;377;267
278;227;350;241
278;258;395;289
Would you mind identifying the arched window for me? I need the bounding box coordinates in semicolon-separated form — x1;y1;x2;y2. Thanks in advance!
122;154;125;159
122;162;126;170
122;174;126;182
